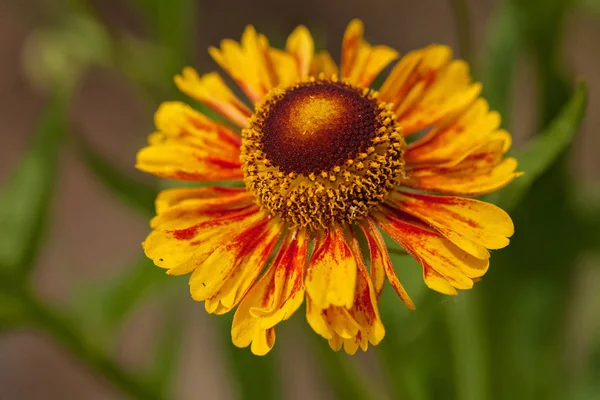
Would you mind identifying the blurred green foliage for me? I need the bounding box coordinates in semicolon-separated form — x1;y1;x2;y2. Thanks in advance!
0;0;598;399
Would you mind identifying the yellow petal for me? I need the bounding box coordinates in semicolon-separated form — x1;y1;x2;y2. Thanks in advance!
340;19;398;86
305;224;356;310
310;50;339;77
285;25;314;78
174;69;251;128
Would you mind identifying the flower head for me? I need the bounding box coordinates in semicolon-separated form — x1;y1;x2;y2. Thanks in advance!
136;20;521;355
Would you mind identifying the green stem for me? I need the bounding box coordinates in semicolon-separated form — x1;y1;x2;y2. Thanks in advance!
450;0;473;64
17;286;164;400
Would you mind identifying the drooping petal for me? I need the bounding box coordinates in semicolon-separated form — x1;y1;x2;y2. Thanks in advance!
136;102;243;182
174;69;252;128
306;233;385;354
405;136;522;196
285;25;314;79
360;219;415;309
374;210;489;295
144;203;263;274
190;218;282;312
340;19;398;87
379;45;480;135
387;192;514;259
232;229;309;355
305;224;356;310
310;50;339;77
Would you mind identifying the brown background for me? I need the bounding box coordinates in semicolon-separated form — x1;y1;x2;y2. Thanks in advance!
0;0;598;398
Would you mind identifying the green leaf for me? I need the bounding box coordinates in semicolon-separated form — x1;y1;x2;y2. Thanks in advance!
489;82;587;211
0;95;67;275
72;133;158;216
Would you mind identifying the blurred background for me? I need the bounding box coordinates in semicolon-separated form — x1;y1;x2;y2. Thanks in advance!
0;0;598;399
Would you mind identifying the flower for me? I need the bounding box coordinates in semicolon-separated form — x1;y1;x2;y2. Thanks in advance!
136;19;521;355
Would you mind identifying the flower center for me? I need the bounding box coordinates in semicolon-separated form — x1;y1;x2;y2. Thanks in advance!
242;78;406;230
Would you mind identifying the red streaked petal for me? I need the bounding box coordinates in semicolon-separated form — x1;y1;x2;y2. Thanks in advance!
388;192;514;260
405;98;501;166
306;233;386;355
405;137;522;196
190;218;282;311
361;219;415;310
231;229;309;355
154;186;252;216
305;224;356;310
175;69;251;128
380;45;481;136
144;204;263;274
374;211;489;295
136;137;243;182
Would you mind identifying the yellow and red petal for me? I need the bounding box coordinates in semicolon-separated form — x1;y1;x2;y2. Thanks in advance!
136;137;243;182
405;98;501;166
231;228;308;354
340;19;398;87
144;203;263;274
360;219;415;309
231;229;309;355
190;218;282;312
374;210;489;294
379;45;480;135
405;137;521;196
154;186;253;217
285;25;314;79
305;224;356;310
387;192;514;259
306;233;385;354
174;69;252;128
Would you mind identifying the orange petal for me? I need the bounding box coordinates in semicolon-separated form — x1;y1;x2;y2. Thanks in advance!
174;69;251;128
285;25;314;79
388;192;514;259
379;45;480;135
360;219;415;309
340;19;398;86
231;229;309;355
143;204;263;274
374;210;489;295
190;218;282;311
305;224;356;310
310;50;339;77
